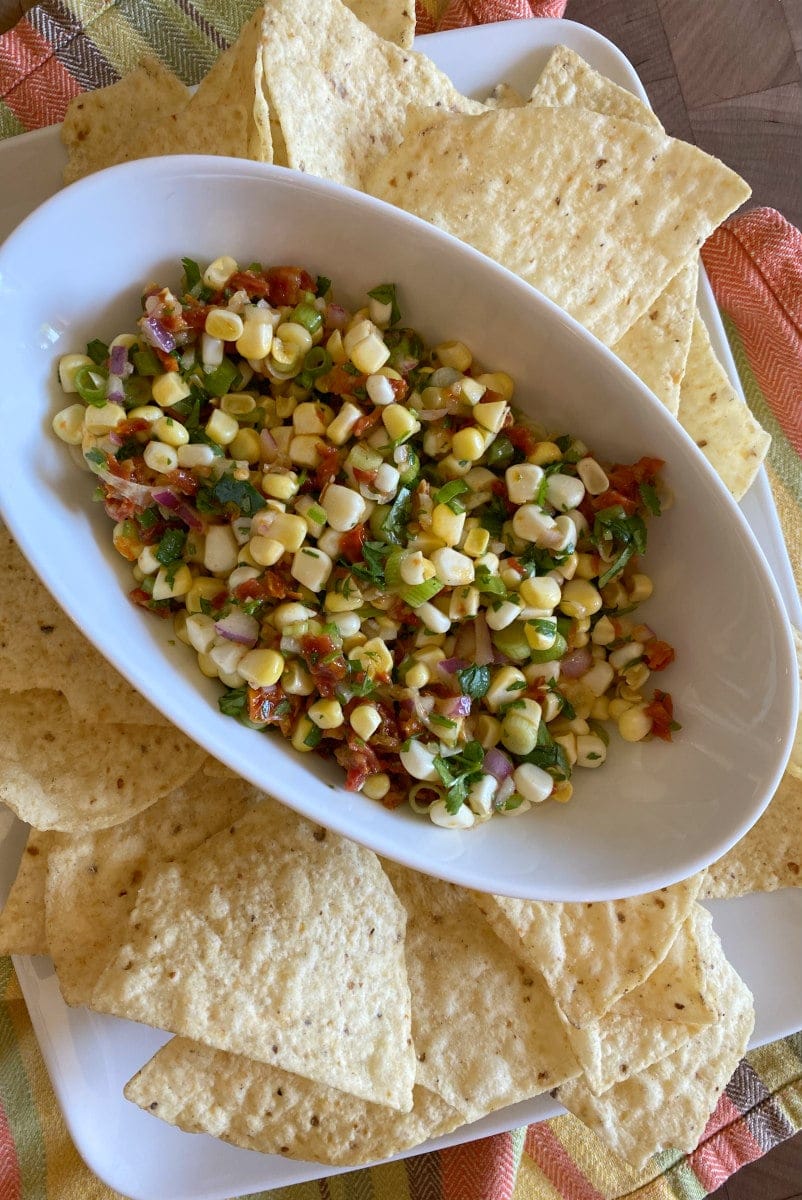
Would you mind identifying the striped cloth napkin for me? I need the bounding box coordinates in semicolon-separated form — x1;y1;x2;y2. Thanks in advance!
0;1;800;1198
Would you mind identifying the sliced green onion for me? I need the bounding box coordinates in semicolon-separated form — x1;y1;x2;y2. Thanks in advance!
203;357;238;397
290;303;323;335
74;364;109;407
491;623;530;662
528;631;568;663
434;479;469;508
307;504;327;526
485;435;514;468
303;346;332;377
86;339;109;366
132;346;161;376
398;578;444;608
395;445;419;486
384;549;406;588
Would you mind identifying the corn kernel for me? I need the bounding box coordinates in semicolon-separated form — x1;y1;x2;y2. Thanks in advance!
152;563;192;601
152;373;190;409
451;427;486;463
205;409;239;446
229;428;262;462
239;649;285;689
476;371;514;401
350;331;391;375
221;392;257;417
362;773;390;800
153;416;190;447
52;403;86;444
559;578;603;619
628;573;654;603
58;353;93;393
249;536;284;566
382;404;420;442
291;715;317;752
528;441;562;466
350;705;381;741
205;308;244;341
431;503;466;547
473;401;508;433
618;705;653;742
435;340;472;372
143;440;178;473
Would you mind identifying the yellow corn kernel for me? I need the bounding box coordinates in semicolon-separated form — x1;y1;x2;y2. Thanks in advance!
143;440;178;474
249;536;284;567
519;575;561;610
277;322;313;354
431;503;466;547
500;713;538;756
590;695;611;721
152;563;192;601
350;705;381;741
474;713;502;749
238;649;284;689
197;651;219;678
282;661;315;695
205;308;244;341
151;372;190;409
382;404;420;442
185;576;224;614
350;331;391;375
435;340;472;372
229;428;262;463
527;440;562;466
628;573;654;603
261;472;298;502
205;409;239;446
462;526;489;558
203;256;237;290
608;697;632;720
308;698;344;729
58;353;93;393
618;704;653;742
574;552;602;580
362;773;390;801
153;415;190;447
84;403;126;435
451;426;486;463
476;371;514;401
552;780;573;803
559;579;603;619
473;401;508;433
326;329;347;364
291;715;317;752
221;392;257;417
348;637;393;678
404;662;430;689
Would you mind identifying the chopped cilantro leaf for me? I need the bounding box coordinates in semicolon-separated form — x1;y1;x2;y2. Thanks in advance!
155;528;186;566
638;481;661;515
592;505;648;588
315;275;332;297
546;679;576;720
456;664;490;699
210;474;267;517
218;687;248;718
432;741;484;813
86;339;109;366
349;541;392;588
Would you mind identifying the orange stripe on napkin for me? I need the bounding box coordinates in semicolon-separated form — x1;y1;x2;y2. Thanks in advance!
0;1101;20;1200
0;18;82;130
689;1094;764;1193
524;1124;606;1200
702;210;802;459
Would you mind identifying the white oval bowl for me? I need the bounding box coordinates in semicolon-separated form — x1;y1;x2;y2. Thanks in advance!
0;156;796;900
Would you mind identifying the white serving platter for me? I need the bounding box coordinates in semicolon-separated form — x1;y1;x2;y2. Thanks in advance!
0;18;799;1200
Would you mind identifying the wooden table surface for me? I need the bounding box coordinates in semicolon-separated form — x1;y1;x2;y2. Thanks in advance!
0;1;800;1198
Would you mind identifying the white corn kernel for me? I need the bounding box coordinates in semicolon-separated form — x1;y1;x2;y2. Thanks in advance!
512;505;557;545
185;613;217;654
327;611;361;638
177;443;216;468
577;457;609;495
449;586;479;621
484;600;521;631
293;402;328;436
52;403;86;444
322;483;367;532
430;547;474;587
202;256;237;290
466;774;497;817
84;403;126;435
485;665;527;711
505;463;544;506
58;353;93;393
473;401;508;433
201;333;224;368
291;547;333;592
203;524;239;574
608;641;645;672
399;740;439;782
289;434;323;468
366;374;396;406
582;660;615;696
137;545;161;575
326;402;363;446
416;601;450;635
513;763;553;804
576;734;608;768
429;798;475;829
227;565;259;590
546;473;585;512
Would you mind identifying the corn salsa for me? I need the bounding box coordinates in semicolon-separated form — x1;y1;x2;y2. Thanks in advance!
53;258;677;827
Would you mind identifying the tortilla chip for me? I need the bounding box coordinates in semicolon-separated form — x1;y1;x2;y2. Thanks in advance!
45;775;256;1006
126;1038;459;1165
200;755;240;780
555;908;754;1169
563;905;716;1095
62;56;190;183
91;801;415;1111
701;771;801;898
678;314;770;499
116;8;273;165
345;0;415;48
529;45;662;129
0;830;50;956
612;257;698;415
385;864;578;1121
471;873;704;1028
364;106;749;347
0;690;204;833
483;82;525;108
262;0;483;189
0;527;168;726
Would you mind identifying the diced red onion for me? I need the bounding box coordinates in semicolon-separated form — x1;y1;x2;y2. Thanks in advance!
560;646;594;679
484;748;514;781
214;610;259;647
141;316;175;353
109;344;129;375
325;303;349;330
152;489;203;531
474;612;493;666
106;373;125;403
440;694;472;719
260;428;279;463
94;468;155;506
495;776;516;806
438;657;469;676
